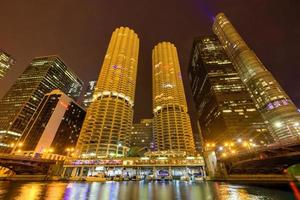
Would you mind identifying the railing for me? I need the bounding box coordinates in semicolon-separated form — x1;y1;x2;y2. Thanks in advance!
219;136;300;160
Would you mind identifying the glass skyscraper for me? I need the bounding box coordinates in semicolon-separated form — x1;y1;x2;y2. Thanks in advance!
0;49;15;79
14;90;86;156
152;42;195;154
213;13;300;141
76;27;139;158
188;35;270;145
0;56;83;153
81;80;97;109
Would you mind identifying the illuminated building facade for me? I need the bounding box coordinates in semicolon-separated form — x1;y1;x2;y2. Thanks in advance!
76;27;139;158
82;80;97;109
130;119;155;150
188;36;270;145
0;50;15;79
0;56;83;153
14;90;86;156
213;13;300;141
152;42;195;154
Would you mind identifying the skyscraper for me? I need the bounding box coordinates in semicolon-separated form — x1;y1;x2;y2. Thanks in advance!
81;80;97;109
152;42;195;154
14;90;86;157
0;50;15;79
76;27;139;158
213;13;300;141
0;56;83;153
188;36;270;145
130;119;155;151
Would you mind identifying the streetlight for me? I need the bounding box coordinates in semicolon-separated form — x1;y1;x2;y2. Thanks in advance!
274;121;282;128
65;147;74;157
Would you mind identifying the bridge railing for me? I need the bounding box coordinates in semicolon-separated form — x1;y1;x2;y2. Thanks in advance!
217;136;300;160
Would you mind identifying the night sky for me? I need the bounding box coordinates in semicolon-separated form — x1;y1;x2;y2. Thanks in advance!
1;0;300;134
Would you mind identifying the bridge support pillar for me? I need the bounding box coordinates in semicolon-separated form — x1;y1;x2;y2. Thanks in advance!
71;167;77;177
203;151;219;177
61;167;67;177
79;167;84;178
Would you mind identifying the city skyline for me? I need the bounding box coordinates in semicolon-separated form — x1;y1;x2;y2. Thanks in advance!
0;5;300;198
1;1;299;127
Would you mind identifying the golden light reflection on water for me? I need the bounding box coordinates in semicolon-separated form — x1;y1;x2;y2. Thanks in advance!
0;181;296;200
14;182;44;200
44;182;67;200
215;183;252;200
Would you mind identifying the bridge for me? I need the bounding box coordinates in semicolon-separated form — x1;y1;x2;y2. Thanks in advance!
0;154;59;175
216;137;300;175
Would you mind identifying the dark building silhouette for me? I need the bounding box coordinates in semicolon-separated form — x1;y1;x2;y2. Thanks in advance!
130;119;155;151
13;90;86;156
0;56;83;153
188;35;270;145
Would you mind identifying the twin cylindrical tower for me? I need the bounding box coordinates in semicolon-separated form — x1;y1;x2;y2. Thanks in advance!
76;27;196;158
152;42;196;154
76;27;139;158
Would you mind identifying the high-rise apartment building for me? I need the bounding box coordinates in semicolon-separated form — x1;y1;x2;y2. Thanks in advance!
130;119;155;151
0;56;83;153
213;13;300;141
76;27;139;158
188;36;270;145
82;80;97;109
13;90;86;156
0;50;15;79
152;42;195;154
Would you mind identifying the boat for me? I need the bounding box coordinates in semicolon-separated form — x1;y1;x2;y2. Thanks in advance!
131;175;143;181
193;173;204;182
157;170;172;181
164;175;173;181
180;175;190;181
145;175;154;181
113;175;124;181
85;173;106;182
68;177;86;181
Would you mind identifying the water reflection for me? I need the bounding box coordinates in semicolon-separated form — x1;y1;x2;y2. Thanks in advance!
0;181;297;200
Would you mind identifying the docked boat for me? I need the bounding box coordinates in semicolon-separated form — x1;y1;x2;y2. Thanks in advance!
193;173;204;182
113;175;124;181
85;173;106;182
164;175;173;181
131;175;143;181
145;175;154;181
180;175;190;181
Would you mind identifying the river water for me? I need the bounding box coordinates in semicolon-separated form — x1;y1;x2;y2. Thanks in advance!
0;181;299;200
